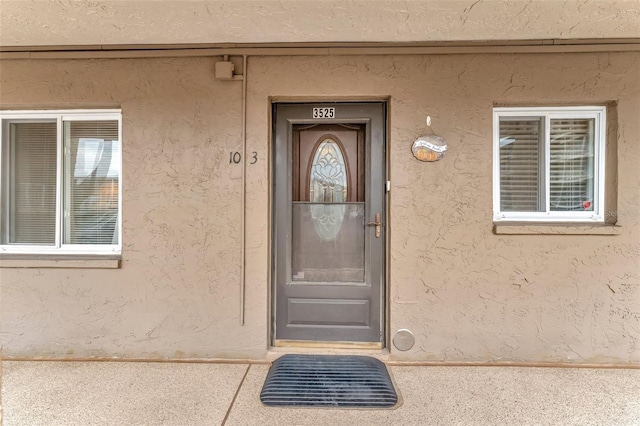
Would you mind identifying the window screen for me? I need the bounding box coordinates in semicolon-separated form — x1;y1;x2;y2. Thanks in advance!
499;118;543;212
2;121;57;245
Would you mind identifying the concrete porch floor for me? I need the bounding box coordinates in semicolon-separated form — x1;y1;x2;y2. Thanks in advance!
1;360;639;426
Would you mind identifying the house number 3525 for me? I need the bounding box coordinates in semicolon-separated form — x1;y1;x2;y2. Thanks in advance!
229;151;258;164
313;107;335;118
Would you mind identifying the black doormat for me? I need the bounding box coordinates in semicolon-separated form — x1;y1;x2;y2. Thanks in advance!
260;354;398;408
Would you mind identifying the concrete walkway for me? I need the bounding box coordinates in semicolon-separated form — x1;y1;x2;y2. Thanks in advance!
2;361;639;426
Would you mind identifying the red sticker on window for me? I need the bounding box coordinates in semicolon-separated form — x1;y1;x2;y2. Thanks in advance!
583;201;592;209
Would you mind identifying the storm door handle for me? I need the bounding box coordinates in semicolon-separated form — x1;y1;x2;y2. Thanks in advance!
367;212;381;238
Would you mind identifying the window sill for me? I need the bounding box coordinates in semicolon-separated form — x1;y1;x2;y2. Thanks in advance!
493;223;621;235
0;254;121;269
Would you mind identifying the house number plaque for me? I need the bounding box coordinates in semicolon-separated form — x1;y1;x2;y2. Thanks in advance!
312;107;335;118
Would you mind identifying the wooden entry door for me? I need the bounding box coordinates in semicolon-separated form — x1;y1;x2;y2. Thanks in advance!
272;102;386;345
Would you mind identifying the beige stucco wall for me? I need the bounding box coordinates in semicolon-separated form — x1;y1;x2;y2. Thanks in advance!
1;51;639;364
1;0;639;46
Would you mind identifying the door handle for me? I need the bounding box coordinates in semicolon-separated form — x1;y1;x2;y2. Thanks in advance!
367;212;381;238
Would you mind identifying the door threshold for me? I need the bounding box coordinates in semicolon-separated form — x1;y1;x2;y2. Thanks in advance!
274;339;382;350
269;341;389;361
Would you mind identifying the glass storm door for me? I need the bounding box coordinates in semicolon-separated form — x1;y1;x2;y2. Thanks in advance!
273;103;386;345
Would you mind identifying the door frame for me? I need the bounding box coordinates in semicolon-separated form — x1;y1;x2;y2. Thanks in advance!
269;100;389;349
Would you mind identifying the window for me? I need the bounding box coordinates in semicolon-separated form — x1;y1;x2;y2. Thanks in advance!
1;110;121;254
493;106;606;222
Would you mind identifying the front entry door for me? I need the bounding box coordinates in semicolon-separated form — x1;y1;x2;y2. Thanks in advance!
273;102;386;345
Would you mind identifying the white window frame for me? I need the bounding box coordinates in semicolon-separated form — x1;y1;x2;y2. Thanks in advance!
0;109;122;255
493;106;606;223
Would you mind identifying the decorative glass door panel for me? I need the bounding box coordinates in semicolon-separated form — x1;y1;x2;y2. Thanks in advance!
309;139;348;203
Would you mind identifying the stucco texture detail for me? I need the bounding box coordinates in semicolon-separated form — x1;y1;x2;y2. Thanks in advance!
1;0;639;47
1;52;639;364
0;58;265;359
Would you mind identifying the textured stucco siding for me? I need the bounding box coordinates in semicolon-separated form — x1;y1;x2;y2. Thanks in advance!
0;52;639;363
1;0;639;46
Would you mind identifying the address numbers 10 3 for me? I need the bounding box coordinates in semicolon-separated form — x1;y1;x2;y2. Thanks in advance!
312;107;335;118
